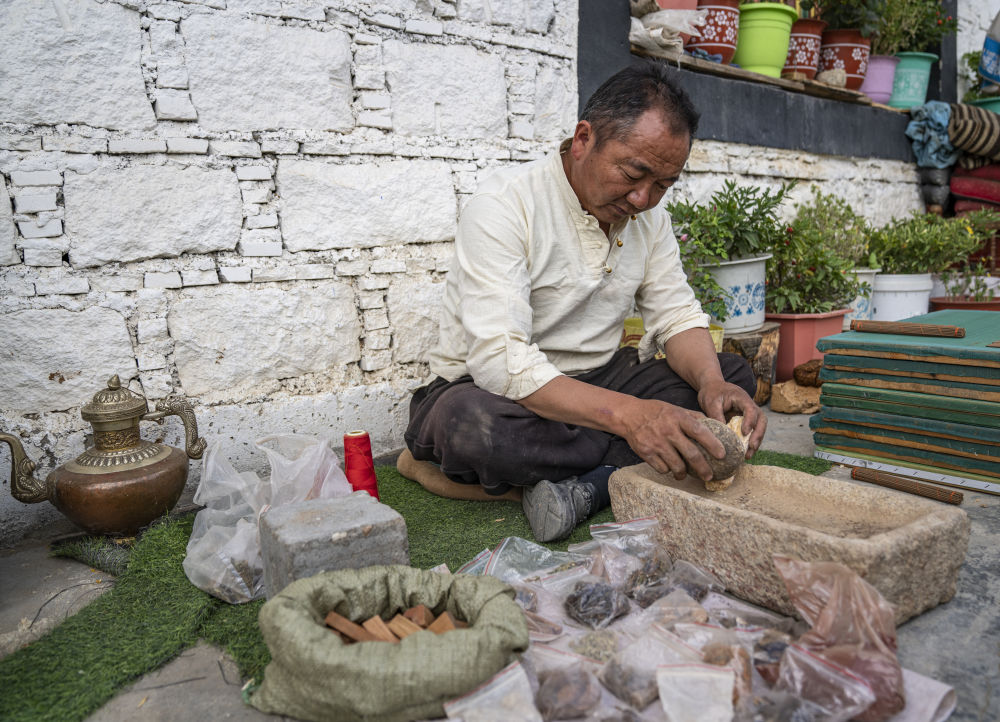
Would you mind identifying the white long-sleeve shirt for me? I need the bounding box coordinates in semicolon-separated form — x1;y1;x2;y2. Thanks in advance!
428;145;709;400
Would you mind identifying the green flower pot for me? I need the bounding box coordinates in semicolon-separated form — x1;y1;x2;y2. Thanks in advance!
888;51;938;109
969;97;1000;113
732;2;798;78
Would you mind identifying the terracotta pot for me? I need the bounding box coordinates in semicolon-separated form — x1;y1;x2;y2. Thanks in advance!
782;18;827;79
929;296;1000;311
765;308;849;382
818;28;870;90
686;0;741;64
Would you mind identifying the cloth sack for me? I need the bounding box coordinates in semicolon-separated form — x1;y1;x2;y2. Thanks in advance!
950;103;1000;163
251;565;530;722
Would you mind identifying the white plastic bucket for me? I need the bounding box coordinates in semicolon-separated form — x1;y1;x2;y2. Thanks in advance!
706;254;771;333
843;267;880;330
871;273;933;321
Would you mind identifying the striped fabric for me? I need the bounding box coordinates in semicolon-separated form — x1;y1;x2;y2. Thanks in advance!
949;103;1000;162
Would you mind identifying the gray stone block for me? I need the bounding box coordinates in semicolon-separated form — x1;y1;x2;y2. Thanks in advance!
260;492;409;598
610;463;970;624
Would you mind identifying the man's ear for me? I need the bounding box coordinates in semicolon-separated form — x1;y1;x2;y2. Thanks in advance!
570;120;594;160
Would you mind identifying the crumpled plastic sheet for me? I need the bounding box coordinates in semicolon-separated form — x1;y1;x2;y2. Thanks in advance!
905;101;961;169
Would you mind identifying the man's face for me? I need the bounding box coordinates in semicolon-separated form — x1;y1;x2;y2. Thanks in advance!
566;109;690;228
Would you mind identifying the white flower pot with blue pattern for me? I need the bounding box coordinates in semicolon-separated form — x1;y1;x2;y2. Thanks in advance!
842;267;880;330
705;253;771;334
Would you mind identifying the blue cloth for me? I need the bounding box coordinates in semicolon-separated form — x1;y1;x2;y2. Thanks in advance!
905;101;961;168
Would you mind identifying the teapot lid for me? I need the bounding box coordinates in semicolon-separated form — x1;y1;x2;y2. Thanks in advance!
81;375;148;423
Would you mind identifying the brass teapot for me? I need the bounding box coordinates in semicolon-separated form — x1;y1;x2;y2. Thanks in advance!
1;375;206;536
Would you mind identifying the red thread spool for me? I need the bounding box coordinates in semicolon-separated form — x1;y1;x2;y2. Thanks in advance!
344;430;379;500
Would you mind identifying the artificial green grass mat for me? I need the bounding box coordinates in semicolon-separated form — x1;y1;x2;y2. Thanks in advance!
1;452;829;720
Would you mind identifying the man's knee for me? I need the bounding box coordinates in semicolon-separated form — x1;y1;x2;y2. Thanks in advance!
718;352;757;399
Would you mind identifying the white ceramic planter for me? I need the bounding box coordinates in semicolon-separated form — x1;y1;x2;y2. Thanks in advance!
706;254;771;333
843;267;880;330
871;272;933;321
931;273;1000;298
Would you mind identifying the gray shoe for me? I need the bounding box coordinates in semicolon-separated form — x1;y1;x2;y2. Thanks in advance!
522;477;596;543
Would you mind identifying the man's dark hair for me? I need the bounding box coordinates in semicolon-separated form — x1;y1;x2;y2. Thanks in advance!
580;62;699;146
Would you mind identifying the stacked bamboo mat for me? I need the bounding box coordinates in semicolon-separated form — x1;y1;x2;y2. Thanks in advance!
809;310;1000;495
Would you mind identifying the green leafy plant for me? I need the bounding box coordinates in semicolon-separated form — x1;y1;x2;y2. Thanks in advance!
906;0;957;53
765;227;862;314
803;0;886;38
868;210;1000;275
961;51;1000;103
869;0;954;56
668;180;794;321
940;260;997;301
791;188;876;268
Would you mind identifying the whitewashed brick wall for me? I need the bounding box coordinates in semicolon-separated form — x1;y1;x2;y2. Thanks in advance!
0;0;971;547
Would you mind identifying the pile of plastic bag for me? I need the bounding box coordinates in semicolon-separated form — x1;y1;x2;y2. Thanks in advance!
446;519;954;722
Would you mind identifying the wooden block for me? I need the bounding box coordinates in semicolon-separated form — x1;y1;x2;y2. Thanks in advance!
324;611;378;643
428;611;458;634
387;614;424;639
362;615;400;642
403;604;435;628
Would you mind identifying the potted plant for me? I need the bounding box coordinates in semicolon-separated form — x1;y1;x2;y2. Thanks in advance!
886;1;957;109
669;180;793;334
931;259;1000;310
807;0;883;90
763;208;862;381
782;7;828;81
867;211;995;321
961;51;1000;111
731;1;799;78
686;0;742;64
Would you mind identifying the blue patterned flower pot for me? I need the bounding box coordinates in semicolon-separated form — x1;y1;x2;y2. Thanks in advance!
705;253;771;333
843;267;880;330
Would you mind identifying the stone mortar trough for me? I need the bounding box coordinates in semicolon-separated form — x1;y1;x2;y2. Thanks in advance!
609;463;970;624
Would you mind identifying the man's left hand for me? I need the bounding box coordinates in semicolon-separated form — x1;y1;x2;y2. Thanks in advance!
697;381;767;458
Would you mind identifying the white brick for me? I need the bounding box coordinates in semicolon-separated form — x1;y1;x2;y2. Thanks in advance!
137;317;170;344
211;140;262;158
295;263;336;280
137;351;168;371
219;266;252;283
90;273;143;292
149;20;182;55
383;41;506;138
182;268;220;286
454;170;477;194
154;91;199;121
3;277;34;295
34;274;90;295
277;159;455;251
139;369;174;399
149;4;182;21
251;266;297;283
246;213;279;229
183;15;353;132
64;166;241;267
363;308;389;330
328;10;359;27
166;138;210;154
358;290;384;309
14;193;58;213
241;179;276;191
353;32;380;44
359;91;391;109
360;350;392;371
387;273;444;362
10;170;62;187
2;0;155;130
157;64;190;89
236;166;273;181
371;259;406;274
354;67;385;90
108;139;168;154
144;271;182;288
510;118;534;140
241;187;272;204
239;235;283;256
368;13;402;29
405;19;443;35
22;248;62;266
300;140;351;156
229;0;282;15
41;136;108;154
358;275;390;290
261;139;299;154
168;282;359;396
280;2;325;20
364;329;391;350
357;110;393;130
350;140;393;155
0;134;41;152
18;220;63;238
354;44;382;67
336;260;369;276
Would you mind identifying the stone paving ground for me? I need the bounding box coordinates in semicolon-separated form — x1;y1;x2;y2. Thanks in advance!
1;406;997;721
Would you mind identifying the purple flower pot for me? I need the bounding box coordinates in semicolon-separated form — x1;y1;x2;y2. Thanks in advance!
859;54;900;104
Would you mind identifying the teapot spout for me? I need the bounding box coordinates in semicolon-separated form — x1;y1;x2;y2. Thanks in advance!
0;433;49;504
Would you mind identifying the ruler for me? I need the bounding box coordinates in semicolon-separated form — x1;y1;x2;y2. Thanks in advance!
814;446;1000;496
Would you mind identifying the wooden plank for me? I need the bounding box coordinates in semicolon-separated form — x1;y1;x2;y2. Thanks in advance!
823;353;1000;383
387;614;424;639
403;604;435;628
362;615;400;643
818;368;1000;402
631;46;807;93
819;348;1000;370
820;383;1000;419
324;611;379;643
812;433;1000;479
811;422;1000;464
817;310;1000;365
820;389;1000;428
814;406;1000;445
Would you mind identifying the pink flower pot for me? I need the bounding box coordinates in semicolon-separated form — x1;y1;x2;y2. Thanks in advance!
765;308;849;382
686;0;741;64
782;18;827;80
859;54;900;104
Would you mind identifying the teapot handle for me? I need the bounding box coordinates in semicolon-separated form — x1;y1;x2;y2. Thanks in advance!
0;433;49;504
145;397;207;459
